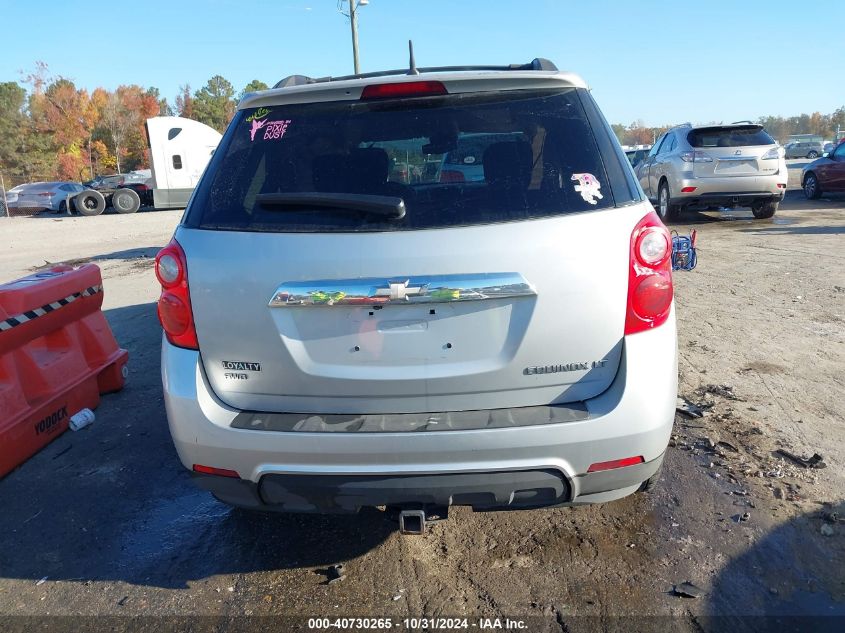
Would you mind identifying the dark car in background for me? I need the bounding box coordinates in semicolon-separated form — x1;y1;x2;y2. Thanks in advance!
85;172;153;208
802;141;845;199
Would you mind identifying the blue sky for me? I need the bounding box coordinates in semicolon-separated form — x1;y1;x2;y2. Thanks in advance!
1;0;842;126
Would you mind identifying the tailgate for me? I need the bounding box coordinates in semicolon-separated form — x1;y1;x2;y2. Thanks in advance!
179;207;642;414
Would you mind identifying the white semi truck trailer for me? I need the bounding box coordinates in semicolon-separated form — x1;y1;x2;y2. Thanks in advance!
73;116;222;216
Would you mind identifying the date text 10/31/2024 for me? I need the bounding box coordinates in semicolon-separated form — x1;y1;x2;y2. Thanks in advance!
307;617;528;630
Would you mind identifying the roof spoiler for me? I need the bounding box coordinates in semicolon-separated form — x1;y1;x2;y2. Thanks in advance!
272;57;558;89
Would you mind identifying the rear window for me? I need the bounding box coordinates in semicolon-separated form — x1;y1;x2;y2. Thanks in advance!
186;87;640;233
687;126;775;148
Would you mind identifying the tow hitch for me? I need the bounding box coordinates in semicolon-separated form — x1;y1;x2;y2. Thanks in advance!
399;510;426;535
395;506;448;535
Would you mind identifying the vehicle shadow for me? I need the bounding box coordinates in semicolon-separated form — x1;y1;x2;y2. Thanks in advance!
30;247;163;271
738;225;845;236
21;206;164;219
0;302;394;590
700;500;845;632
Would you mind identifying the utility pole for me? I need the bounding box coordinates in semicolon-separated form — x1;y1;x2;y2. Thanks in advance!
350;0;360;74
342;0;368;75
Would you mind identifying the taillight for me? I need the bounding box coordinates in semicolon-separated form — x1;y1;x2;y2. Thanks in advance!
155;238;198;349
625;211;673;335
680;186;697;193
38;192;55;196
361;80;447;100
680;151;713;163
193;464;240;478
761;146;784;160
439;169;466;183
587;456;644;473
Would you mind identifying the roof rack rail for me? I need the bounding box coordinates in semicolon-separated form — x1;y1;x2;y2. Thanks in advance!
272;58;558;89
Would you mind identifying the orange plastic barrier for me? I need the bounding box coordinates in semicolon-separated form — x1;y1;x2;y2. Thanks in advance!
0;264;128;478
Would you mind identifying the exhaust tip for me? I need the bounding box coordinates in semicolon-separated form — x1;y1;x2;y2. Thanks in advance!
398;510;426;535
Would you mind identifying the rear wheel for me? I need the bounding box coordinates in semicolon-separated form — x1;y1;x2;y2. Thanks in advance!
803;172;822;199
752;200;778;219
112;188;141;214
807;150;819;159
75;190;106;216
657;181;680;222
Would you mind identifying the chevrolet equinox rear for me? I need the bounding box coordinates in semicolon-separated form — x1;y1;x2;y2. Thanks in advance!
158;58;678;527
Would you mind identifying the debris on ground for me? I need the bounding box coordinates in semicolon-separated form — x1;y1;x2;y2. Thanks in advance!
69;408;95;432
327;564;346;584
820;524;834;537
676;398;704;418
673;582;705;598
35;577;47;586
698;384;743;401
775;449;826;469
822;511;842;524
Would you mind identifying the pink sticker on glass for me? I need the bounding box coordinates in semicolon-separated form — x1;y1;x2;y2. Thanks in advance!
249;118;268;141
262;120;291;141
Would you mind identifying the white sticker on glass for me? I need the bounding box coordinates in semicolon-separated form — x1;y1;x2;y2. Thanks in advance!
571;173;603;205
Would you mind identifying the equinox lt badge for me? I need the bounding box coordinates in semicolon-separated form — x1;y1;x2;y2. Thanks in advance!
524;360;607;375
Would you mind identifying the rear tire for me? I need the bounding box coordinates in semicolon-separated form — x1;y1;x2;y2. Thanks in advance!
807;150;819;159
752;201;778;219
657;181;680;222
112;188;141;214
803;172;822;199
75;190;106;216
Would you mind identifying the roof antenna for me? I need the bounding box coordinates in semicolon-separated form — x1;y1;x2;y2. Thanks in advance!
408;40;419;75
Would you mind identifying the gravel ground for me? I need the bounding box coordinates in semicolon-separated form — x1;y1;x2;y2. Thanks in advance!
1;172;843;632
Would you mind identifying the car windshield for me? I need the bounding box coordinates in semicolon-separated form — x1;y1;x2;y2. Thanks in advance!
687;126;775;148
187;87;640;233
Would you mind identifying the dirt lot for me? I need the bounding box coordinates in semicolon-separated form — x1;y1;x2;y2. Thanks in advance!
1;172;843;632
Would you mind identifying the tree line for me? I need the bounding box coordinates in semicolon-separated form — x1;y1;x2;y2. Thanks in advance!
612;108;845;147
2;61;844;186
0;62;268;186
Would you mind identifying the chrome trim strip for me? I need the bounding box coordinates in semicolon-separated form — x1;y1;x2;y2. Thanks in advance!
268;273;536;307
716;156;758;162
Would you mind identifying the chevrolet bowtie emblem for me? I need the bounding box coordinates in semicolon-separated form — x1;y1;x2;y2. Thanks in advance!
374;279;424;301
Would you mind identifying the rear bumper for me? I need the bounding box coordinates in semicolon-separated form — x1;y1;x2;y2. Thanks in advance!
671;173;787;206
162;310;677;511
677;191;784;207
192;454;664;513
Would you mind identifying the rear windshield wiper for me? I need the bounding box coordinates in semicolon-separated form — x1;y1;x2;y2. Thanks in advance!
256;192;405;219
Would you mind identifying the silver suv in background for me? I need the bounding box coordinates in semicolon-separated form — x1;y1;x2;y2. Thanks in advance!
784;141;823;159
157;58;677;530
635;123;787;220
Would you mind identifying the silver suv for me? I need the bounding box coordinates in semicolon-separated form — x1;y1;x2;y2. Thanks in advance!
157;58;677;529
635;123;788;220
784;141;823;159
